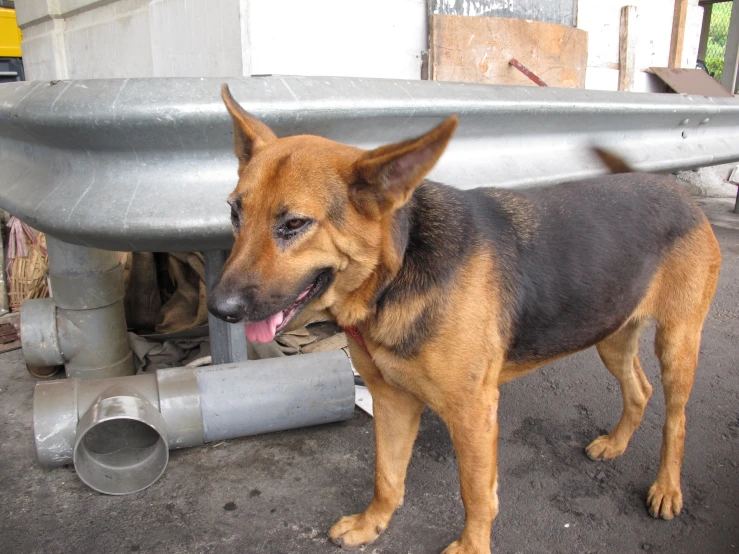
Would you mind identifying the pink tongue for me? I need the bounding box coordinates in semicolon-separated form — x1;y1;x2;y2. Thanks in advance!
245;311;284;343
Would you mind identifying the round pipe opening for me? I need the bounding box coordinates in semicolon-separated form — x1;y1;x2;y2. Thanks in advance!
74;394;168;495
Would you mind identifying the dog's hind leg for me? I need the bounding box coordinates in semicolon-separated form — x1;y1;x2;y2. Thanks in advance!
329;365;425;550
646;221;720;520
586;319;652;461
647;319;703;519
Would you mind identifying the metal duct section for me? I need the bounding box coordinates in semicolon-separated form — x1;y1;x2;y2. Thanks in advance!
33;350;355;495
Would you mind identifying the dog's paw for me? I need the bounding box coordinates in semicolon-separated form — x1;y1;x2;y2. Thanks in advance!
441;540;490;554
647;481;682;520
585;435;627;461
328;514;385;550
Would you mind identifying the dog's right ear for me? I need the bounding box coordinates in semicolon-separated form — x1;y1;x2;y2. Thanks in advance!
221;84;277;170
351;115;458;218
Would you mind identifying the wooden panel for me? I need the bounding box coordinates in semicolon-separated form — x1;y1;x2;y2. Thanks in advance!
428;0;576;26
429;15;588;88
619;6;638;92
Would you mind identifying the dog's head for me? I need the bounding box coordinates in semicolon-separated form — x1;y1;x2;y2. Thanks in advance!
207;84;457;343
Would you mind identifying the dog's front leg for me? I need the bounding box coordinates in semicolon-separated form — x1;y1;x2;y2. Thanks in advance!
329;362;424;550
440;388;500;554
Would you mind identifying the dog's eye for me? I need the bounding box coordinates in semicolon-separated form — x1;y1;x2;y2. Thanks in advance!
285;218;307;231
275;217;313;242
230;204;240;228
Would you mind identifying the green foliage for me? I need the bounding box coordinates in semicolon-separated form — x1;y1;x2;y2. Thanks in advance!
705;56;724;81
704;2;732;81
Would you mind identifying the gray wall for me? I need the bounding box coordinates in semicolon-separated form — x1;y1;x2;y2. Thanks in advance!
428;0;577;26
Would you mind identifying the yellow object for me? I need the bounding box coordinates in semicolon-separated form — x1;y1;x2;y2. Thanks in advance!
0;7;22;58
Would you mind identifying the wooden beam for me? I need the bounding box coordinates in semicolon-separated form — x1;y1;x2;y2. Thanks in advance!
669;0;691;68
697;3;712;61
619;6;638;92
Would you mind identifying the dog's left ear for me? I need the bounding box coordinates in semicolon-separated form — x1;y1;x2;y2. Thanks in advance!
351;116;458;217
221;84;277;171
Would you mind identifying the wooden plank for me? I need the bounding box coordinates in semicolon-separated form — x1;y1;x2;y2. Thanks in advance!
669;0;691;68
429;15;588;88
619;6;638;92
697;3;712;61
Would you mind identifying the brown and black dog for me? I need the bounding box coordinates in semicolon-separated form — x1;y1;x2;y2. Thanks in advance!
208;84;721;554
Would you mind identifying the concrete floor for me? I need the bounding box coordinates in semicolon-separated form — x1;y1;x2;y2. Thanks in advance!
2;224;739;554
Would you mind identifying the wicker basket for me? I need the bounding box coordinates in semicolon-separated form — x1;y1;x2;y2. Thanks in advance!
6;218;49;312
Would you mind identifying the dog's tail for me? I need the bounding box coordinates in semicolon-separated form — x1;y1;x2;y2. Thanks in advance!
592;147;634;174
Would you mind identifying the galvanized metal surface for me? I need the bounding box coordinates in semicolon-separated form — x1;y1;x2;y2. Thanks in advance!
20;238;134;379
156;366;204;450
33;350;355;494
2;77;739;251
33;377;79;467
34;372;160;468
73;387;169;495
197;349;356;442
21;297;64;367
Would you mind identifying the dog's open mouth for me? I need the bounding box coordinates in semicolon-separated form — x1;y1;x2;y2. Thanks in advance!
244;269;333;343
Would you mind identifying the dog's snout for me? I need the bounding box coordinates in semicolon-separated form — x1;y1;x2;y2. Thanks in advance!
207;282;248;323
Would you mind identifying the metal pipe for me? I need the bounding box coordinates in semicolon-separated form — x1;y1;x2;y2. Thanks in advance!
74;386;169;495
20;236;134;379
33;350;355;495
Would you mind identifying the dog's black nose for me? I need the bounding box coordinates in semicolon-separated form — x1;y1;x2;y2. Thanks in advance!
207;286;247;323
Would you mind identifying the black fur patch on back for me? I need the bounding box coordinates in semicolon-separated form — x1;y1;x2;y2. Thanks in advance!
373;172;703;362
478;173;703;362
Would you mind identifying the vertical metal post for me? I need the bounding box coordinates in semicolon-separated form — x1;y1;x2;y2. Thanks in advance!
204;250;249;365
722;0;739;93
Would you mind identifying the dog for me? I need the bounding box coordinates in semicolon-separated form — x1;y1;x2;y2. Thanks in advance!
208;84;721;554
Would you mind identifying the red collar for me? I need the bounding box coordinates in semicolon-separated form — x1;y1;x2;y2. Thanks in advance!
343;325;369;355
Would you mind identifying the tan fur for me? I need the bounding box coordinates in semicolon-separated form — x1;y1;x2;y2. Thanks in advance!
215;86;721;553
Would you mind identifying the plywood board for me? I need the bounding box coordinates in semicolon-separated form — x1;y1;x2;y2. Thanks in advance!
429;15;588;88
649;67;733;96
